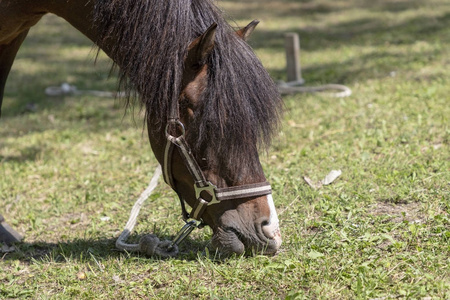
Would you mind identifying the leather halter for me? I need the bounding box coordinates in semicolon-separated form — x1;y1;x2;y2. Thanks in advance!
163;118;272;224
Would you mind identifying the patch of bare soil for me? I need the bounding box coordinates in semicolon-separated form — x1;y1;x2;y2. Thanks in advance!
368;201;425;223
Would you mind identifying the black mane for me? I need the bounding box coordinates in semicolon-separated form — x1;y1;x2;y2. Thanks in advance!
94;0;282;182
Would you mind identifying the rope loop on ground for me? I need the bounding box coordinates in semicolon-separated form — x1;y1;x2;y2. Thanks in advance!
277;80;352;98
45;83;125;98
46;82;351;98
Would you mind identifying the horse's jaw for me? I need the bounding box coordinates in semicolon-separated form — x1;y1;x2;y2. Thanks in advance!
211;227;245;255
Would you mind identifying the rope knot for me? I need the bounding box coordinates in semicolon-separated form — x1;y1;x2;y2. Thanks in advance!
139;234;178;258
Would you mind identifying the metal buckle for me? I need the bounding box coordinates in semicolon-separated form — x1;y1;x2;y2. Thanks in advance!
195;181;220;206
168;219;201;250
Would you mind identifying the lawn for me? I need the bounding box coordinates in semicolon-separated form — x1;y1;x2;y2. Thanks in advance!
1;0;449;299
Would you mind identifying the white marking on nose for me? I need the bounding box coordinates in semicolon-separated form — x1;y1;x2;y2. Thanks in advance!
263;194;282;248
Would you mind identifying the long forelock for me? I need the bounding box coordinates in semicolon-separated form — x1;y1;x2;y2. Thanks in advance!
94;0;282;182
188;1;282;181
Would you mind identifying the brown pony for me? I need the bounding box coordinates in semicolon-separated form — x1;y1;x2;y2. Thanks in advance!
0;0;283;255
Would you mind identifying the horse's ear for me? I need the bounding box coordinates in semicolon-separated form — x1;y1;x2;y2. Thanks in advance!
192;23;217;66
236;20;259;41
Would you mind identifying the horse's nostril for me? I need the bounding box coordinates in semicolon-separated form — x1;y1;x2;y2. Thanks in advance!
261;219;269;227
259;217;281;242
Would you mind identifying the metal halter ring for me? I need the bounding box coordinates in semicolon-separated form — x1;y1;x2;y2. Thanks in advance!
165;119;186;140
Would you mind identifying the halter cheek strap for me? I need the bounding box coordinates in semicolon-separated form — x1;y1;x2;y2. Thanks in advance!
163;119;272;222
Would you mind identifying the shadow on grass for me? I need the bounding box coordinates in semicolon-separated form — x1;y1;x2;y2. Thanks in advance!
3;14;118;119
4;2;450;121
251;12;450;51
224;0;447;21
263;12;449;82
241;3;450;83
0;145;44;163
0;93;133;139
2;235;211;263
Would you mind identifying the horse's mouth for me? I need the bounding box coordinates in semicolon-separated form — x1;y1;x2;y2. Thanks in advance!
211;227;244;255
211;226;280;256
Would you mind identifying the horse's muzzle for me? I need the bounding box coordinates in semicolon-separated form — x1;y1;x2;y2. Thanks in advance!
211;218;282;255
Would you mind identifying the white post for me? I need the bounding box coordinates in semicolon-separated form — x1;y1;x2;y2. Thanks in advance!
285;33;304;84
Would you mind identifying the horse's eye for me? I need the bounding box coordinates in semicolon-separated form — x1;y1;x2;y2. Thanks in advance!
190;62;202;71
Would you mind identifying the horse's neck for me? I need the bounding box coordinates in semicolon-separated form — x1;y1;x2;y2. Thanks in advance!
48;1;99;46
0;0;113;114
0;0;101;48
50;1;122;65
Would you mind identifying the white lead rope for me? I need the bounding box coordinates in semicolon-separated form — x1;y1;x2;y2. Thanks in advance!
115;165;179;257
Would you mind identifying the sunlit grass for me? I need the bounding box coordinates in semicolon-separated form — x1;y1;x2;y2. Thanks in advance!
1;1;449;299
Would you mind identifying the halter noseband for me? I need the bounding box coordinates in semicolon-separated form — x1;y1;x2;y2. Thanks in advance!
163;119;272;224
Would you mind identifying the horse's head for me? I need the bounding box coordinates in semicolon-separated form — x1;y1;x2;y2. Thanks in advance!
148;22;281;255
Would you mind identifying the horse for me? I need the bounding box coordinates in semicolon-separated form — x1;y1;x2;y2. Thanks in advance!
0;0;283;255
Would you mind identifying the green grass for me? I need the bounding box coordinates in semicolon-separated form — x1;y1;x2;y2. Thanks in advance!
1;1;449;298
